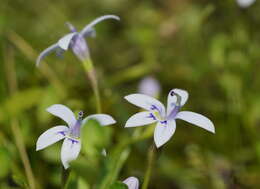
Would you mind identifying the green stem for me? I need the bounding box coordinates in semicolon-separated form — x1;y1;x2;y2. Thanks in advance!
142;144;156;189
82;58;101;113
61;167;70;189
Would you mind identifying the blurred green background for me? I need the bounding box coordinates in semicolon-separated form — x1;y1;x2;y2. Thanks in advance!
1;0;260;188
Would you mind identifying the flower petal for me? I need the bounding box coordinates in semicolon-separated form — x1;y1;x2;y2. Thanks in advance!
36;126;68;151
82;114;116;126
154;120;176;148
167;89;189;115
36;43;60;66
80;15;120;36
176;111;215;133
125;94;166;116
125;111;157;127
46;104;77;127
58;32;77;50
123;177;139;189
61;138;81;169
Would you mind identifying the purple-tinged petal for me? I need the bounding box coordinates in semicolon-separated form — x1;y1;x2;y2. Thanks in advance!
124;94;166;117
123;177;139;189
80;15;120;36
36;126;69;151
167;89;188;116
36;43;60;66
70;34;90;61
46;104;77;127
61;138;81;169
82;114;116;126
125;111;157;127
154;119;176;148
58;32;77;50
176;111;215;133
138;76;161;98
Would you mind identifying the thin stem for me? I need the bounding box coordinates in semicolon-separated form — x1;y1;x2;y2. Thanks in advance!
82;58;101;113
142;144;156;189
61;167;71;188
4;45;36;189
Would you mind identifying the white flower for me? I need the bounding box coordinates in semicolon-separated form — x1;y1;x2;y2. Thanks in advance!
123;177;139;189
125;89;215;148
236;0;255;8
36;104;116;169
36;15;120;66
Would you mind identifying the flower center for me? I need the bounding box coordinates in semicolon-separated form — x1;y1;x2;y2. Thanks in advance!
68;111;84;139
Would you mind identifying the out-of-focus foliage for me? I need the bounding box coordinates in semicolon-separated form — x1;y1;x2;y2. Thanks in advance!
0;0;260;188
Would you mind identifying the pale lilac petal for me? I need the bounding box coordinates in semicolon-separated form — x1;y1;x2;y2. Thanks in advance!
176;111;215;133
36;126;68;151
138;76;161;97
61;138;81;169
125;94;166;117
154;120;176;148
101;149;107;156
36;43;60;66
58;32;77;50
80;15;120;36
125;112;157;127
167;89;188;115
123;177;139;189
82;114;116;126
46;104;77;127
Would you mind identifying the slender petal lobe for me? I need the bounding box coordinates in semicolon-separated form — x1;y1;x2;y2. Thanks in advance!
176;111;215;133
80;15;120;36
36;126;69;151
167;89;188;115
36;43;60;66
82;114;116;126
125;111;157;127
61;138;81;169
46;104;77;127
123;177;139;189
58;32;77;50
154;120;176;148
125;94;165;116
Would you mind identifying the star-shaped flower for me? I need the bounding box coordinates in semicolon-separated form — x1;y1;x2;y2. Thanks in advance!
125;89;215;148
36;15;120;66
36;104;116;169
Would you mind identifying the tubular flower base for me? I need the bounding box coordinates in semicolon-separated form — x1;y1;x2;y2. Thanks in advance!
124;89;215;148
36;104;116;169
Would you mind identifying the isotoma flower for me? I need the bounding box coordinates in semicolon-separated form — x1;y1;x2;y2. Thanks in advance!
123;177;139;189
36;15;120;66
36;104;116;169
236;0;255;8
138;76;161;98
125;89;215;148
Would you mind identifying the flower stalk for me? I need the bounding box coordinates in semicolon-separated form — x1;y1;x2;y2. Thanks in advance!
142;144;156;189
82;58;101;113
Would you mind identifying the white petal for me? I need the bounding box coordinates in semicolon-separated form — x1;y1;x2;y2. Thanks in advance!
237;0;255;8
123;177;139;189
36;43;60;66
154;120;176;148
125;112;157;127
125;94;166;116
58;32;77;50
36;126;68;151
167;89;189;115
82;114;116;126
61;138;81;169
176;111;215;133
46;104;77;127
80;15;120;36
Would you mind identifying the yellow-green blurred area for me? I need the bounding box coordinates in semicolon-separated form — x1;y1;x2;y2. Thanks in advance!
0;0;260;188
